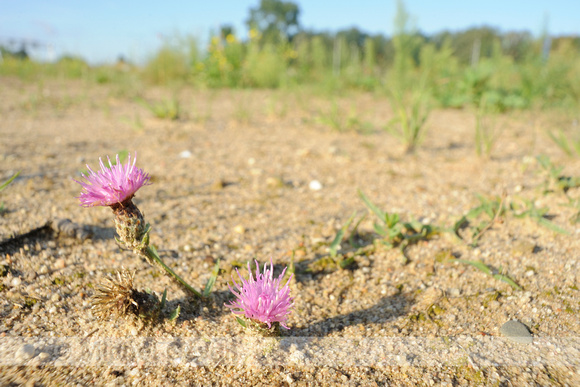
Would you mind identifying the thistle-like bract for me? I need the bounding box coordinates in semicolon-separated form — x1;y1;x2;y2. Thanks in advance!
225;260;294;329
92;270;158;319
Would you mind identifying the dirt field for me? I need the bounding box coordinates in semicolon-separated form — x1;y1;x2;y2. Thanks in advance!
1;78;579;385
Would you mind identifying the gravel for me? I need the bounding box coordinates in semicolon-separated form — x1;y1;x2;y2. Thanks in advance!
0;81;579;384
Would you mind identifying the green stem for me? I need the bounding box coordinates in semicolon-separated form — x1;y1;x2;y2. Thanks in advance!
144;246;202;298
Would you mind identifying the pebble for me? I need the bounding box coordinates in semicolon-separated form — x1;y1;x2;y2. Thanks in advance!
266;177;284;188
37;352;51;362
16;344;36;361
179;150;192;158
11;277;21;287
54;259;66;270
38;265;49;275
233;225;246;234
309;180;322;191
500;320;533;344
211;179;226;190
511;240;535;256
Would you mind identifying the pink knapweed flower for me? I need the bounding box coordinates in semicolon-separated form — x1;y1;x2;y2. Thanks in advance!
226;260;294;329
75;152;151;207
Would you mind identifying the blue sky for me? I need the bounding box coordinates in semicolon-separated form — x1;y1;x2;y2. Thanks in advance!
1;0;578;64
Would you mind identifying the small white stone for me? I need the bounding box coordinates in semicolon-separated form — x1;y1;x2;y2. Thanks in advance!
179;150;192;158
37;352;51;362
38;265;49;275
309;180;322;191
11;277;21;287
50;293;61;302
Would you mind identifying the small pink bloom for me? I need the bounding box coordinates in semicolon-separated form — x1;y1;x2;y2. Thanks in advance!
226;260;294;329
75;152;151;207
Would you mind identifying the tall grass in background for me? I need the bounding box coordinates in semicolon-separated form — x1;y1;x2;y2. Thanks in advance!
142;34;200;85
0;55;90;81
2;0;580;120
474;93;503;157
243;42;287;88
384;0;432;153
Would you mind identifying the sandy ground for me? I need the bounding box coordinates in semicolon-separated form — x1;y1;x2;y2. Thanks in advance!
1;78;579;385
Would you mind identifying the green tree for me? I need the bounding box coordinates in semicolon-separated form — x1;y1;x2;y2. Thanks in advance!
246;0;300;43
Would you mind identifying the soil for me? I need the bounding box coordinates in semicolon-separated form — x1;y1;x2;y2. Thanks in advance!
1;78;579;385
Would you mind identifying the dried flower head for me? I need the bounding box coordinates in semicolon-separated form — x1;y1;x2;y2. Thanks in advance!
75;152;151;207
92;270;158;319
225;259;294;329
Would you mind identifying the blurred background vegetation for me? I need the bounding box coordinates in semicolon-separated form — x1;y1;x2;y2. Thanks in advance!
2;0;579;112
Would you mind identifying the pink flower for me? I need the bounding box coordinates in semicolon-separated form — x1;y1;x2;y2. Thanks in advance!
75;152;151;207
226;260;294;329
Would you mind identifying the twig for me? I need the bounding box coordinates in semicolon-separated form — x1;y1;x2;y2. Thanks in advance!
80;328;99;344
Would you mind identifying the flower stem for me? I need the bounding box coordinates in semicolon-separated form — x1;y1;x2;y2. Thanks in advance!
144;246;202;298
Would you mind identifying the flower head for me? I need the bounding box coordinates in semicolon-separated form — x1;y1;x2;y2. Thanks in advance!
75;152;151;207
92;269;159;319
226;259;294;329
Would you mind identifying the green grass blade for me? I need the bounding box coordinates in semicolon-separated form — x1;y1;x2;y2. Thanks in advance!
457;259;521;290
547;130;572;156
235;317;247;328
0;171;20;192
536;217;570;235
169;305;181;321
160;288;167;310
373;223;387;236
492;274;522;290
457;259;492;276
203;259;220;297
358;190;386;222
329;212;357;258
